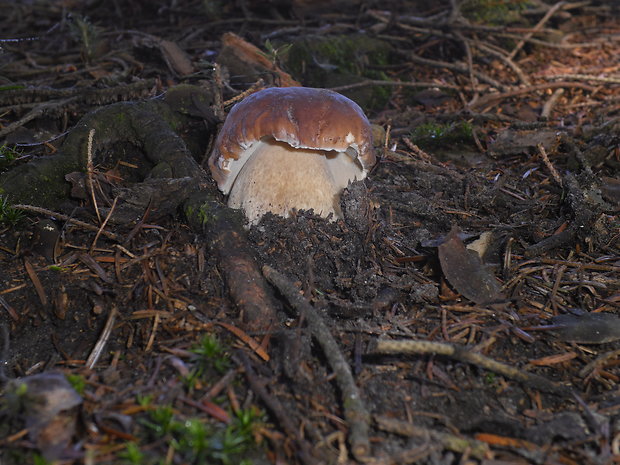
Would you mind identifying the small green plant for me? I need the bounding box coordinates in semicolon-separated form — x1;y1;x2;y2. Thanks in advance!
139;404;263;464
142;405;179;437
0;143;20;170
1;378;30;417
137;393;153;408
172;418;211;460
261;39;293;68
65;374;86;395
32;453;52;465
484;371;497;385
48;265;69;272
190;334;231;375
119;442;144;465
0;196;24;227
67;14;102;63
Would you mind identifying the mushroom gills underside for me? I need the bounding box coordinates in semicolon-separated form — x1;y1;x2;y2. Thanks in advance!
228;139;361;224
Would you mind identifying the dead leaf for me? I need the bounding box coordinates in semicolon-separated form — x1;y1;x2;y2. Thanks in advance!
159;39;194;76
438;226;504;304
5;372;82;460
23;259;48;306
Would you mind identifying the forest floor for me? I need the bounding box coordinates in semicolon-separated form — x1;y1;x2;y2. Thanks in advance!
0;1;619;464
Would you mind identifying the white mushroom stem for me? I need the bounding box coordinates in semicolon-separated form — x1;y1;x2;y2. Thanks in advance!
228;139;361;224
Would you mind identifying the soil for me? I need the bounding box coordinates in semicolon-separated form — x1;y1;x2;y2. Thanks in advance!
0;1;619;465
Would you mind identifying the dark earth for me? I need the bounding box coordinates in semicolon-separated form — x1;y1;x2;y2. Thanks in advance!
0;1;619;464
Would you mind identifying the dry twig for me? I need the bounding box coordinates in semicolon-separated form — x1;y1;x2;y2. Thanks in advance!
86;306;118;369
537;143;563;187
375;338;571;396
507;1;567;60
13;204;121;241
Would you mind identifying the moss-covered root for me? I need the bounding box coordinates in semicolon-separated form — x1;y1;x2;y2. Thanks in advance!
185;191;278;332
0;85;214;208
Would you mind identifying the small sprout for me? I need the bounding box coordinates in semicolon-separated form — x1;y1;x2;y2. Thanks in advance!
65;374;86;395
0;197;25;227
48;265;69;272
0;143;20;170
190;334;231;375
136;393;153;408
67;14;102;64
142;405;179;437
484;372;497;385
119;442;144;465
33;454;53;465
136;403;264;464
172;418;210;458
261;39;293;67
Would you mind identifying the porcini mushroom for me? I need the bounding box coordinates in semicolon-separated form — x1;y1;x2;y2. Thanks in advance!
208;87;375;225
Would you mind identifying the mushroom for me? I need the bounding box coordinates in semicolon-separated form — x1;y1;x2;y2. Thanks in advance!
208;87;375;225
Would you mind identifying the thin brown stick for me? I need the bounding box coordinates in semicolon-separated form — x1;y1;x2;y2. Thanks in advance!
536;258;620;272
469;81;596;109
475;41;530;85
328;79;460;93
541;88;564;119
545;74;620;84
222;79;265;107
408;52;507;91
538;143;563;187
86;306;118;369
375;338;571;396
262;265;371;461
0;97;78;139
508;1;567;60
85;129;101;225
12;204;121;241
90;196;118;254
23;259;48;306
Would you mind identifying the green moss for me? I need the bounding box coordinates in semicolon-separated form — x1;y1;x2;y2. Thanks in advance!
119;442;144;465
461;0;533;25
138;404;263;464
287;34;390;76
410;121;474;149
65;373;87;395
284;34;393;110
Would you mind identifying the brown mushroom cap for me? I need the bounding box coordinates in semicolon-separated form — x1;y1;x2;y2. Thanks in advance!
208;87;375;194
